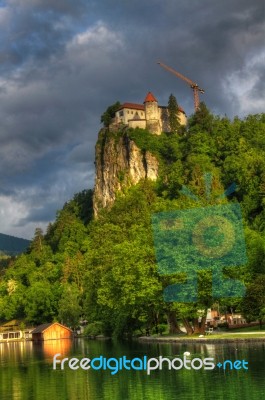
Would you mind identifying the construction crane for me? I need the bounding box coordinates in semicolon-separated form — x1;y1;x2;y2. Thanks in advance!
157;61;205;112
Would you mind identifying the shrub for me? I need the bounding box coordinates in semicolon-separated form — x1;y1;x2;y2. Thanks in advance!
83;321;104;337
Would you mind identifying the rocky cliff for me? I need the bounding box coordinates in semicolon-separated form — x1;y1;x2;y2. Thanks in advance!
93;129;159;215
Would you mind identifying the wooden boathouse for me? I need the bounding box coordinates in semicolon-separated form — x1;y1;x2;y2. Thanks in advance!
0;330;23;341
31;322;72;341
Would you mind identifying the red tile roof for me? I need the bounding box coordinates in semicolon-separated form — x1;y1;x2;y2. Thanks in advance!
144;92;157;103
118;103;145;111
118;98;185;114
178;106;185;113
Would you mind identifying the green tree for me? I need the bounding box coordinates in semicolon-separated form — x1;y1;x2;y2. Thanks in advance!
29;228;44;254
241;275;265;327
188;102;214;133
24;281;58;324
100;101;121;127
168;94;181;133
83;182;164;337
0;279;25;320
58;284;82;328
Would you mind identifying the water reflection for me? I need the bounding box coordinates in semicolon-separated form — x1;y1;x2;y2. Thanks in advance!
41;339;72;359
0;341;34;366
0;339;264;400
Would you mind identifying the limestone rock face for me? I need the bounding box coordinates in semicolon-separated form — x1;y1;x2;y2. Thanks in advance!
93;129;159;215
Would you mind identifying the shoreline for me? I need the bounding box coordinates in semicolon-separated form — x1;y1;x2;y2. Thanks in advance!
138;335;265;344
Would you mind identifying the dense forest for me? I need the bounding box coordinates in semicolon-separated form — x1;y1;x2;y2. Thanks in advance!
0;104;265;337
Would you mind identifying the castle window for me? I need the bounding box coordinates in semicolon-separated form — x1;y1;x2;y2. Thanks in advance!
131;111;133;114
119;111;124;117
127;111;129;114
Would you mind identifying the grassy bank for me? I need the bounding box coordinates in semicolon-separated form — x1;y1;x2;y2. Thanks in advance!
138;329;265;343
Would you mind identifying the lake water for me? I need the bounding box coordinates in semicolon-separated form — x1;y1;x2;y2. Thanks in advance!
0;339;264;399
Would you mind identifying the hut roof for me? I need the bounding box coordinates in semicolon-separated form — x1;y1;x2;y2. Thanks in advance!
31;322;72;334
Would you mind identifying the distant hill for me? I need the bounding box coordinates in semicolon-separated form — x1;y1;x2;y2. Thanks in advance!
0;233;30;256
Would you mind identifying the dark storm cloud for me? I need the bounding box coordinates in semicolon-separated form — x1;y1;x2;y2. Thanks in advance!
0;0;89;72
0;0;264;238
76;0;264;115
16;202;60;225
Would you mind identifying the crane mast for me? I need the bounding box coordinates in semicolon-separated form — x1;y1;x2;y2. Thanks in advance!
157;61;205;112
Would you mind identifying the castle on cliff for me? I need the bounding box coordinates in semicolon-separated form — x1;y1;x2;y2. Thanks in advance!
110;92;187;135
93;92;187;215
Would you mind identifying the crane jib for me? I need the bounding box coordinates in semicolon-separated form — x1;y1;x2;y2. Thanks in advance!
157;61;205;112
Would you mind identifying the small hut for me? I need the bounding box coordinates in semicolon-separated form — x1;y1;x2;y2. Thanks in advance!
31;322;72;341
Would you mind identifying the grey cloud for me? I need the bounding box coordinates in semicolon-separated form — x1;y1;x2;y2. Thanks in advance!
0;0;264;238
67;143;94;164
11;163;94;233
11;0;89;14
0;0;90;72
16;202;59;225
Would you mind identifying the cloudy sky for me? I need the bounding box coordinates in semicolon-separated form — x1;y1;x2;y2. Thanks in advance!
0;0;264;239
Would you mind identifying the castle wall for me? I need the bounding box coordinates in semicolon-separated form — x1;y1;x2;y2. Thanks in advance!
146;120;161;135
128;119;146;129
178;111;187;125
145;102;159;121
158;107;187;132
116;108;145;125
145;101;161;135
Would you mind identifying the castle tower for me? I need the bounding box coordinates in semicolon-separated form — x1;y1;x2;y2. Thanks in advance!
144;92;161;135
